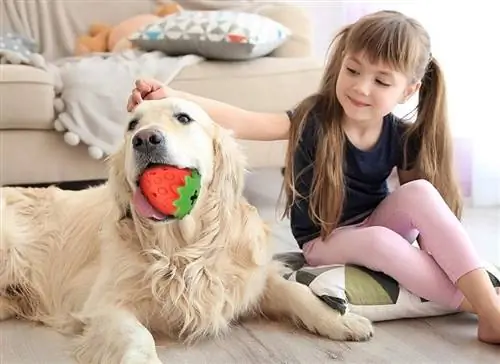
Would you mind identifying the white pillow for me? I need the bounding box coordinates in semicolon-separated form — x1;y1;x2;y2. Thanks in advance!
129;10;291;61
276;252;500;322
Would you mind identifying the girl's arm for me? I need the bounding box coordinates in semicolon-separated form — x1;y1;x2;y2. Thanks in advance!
173;89;291;141
128;79;291;141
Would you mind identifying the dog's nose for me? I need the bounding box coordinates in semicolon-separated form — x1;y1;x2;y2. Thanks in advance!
132;129;165;152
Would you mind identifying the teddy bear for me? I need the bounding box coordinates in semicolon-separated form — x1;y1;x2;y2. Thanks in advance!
74;2;183;56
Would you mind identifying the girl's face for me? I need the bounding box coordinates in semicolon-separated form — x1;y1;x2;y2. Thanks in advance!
336;52;419;124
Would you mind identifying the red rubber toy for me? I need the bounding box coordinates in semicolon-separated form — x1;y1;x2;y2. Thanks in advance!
139;165;201;218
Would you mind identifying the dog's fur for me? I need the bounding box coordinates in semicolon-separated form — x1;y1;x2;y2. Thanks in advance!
0;98;373;364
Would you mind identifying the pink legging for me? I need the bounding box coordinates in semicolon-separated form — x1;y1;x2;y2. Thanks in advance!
302;179;483;309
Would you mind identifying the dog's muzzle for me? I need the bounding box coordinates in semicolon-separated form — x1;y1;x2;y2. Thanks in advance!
132;129;165;154
132;128;170;175
129;128;183;224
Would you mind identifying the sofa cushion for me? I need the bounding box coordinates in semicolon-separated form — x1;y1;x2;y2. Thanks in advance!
130;10;290;60
0;130;107;186
0;64;55;130
170;57;323;111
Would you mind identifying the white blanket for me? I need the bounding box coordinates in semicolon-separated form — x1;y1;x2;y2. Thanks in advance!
47;50;204;159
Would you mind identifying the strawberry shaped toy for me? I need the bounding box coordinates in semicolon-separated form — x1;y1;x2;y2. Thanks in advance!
138;165;201;219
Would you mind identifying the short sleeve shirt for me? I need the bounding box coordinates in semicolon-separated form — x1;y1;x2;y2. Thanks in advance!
288;109;419;248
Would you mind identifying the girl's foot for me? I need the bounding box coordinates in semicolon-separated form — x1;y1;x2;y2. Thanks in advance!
477;288;500;344
478;315;500;344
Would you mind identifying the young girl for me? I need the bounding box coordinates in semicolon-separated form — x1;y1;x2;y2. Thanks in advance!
127;10;500;344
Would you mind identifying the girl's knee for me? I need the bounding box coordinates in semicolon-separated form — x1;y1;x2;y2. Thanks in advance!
398;179;441;202
401;178;434;192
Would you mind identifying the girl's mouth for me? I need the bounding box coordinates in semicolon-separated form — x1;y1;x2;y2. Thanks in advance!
348;96;370;107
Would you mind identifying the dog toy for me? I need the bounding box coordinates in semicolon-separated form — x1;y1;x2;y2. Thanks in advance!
139;165;201;219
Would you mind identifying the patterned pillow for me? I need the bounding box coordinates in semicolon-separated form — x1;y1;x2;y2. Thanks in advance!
275;252;500;322
129;10;291;61
0;32;38;64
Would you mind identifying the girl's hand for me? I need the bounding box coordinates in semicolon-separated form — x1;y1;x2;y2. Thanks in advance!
127;79;171;112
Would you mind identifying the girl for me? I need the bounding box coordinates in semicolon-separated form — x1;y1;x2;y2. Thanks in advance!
127;10;500;344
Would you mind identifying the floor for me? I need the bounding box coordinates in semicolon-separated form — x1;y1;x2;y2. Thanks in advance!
1;168;500;363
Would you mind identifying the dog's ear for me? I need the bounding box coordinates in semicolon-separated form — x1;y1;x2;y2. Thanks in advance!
105;147;131;216
208;126;247;206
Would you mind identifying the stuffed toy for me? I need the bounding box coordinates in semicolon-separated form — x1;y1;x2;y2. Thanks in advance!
74;23;112;56
74;2;183;55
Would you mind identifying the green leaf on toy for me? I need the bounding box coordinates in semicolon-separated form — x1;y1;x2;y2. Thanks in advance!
174;170;201;218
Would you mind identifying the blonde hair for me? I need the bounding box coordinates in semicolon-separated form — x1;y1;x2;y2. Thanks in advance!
283;10;462;241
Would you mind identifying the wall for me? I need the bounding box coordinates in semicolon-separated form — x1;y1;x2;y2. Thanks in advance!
298;1;500;206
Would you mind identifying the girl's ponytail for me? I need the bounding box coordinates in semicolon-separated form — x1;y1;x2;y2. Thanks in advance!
405;57;463;218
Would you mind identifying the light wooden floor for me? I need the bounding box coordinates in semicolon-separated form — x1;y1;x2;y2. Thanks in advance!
2;168;500;363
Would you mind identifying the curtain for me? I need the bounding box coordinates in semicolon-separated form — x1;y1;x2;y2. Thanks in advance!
337;1;500;207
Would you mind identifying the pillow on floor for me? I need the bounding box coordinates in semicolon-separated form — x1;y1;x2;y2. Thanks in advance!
274;252;500;322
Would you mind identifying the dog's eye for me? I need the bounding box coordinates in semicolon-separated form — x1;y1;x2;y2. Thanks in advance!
127;119;139;131
175;112;193;124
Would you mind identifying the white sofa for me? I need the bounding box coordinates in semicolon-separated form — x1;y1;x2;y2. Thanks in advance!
0;0;324;186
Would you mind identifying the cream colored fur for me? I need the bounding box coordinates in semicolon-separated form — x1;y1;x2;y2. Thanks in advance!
0;98;373;364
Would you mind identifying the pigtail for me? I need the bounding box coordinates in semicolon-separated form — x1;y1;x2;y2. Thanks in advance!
282;25;351;240
405;56;463;218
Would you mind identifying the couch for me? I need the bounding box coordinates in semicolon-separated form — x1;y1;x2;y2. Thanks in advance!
0;0;324;186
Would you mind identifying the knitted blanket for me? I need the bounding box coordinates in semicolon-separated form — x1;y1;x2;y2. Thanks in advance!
47;50;204;159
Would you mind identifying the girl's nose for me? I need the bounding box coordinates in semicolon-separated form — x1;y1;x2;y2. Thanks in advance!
353;78;371;96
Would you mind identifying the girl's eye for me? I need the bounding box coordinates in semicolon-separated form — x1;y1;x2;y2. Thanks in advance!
346;67;359;75
376;79;391;87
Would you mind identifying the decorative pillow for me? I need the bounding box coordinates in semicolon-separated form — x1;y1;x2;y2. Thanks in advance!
129;10;291;61
0;32;38;64
0;32;46;68
275;252;500;322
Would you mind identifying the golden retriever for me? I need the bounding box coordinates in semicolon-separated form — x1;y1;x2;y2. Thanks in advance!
0;98;373;364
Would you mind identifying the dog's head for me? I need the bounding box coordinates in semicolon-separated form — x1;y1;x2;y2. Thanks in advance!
107;97;246;226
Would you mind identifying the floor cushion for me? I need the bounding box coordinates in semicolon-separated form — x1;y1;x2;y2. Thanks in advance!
275;252;500;322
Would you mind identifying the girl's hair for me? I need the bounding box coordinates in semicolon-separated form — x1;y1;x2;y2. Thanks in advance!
282;10;462;241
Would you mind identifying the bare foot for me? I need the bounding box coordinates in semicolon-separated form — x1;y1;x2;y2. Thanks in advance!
477;288;500;345
478;316;500;344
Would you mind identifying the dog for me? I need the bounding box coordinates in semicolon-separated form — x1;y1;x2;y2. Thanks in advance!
0;98;373;364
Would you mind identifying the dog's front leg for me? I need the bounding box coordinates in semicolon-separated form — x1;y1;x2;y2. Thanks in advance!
260;269;374;342
72;307;162;364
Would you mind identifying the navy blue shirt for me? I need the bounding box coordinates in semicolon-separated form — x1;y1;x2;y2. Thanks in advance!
288;109;419;248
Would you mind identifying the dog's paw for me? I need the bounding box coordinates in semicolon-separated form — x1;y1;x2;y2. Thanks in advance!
338;312;374;342
303;310;374;342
